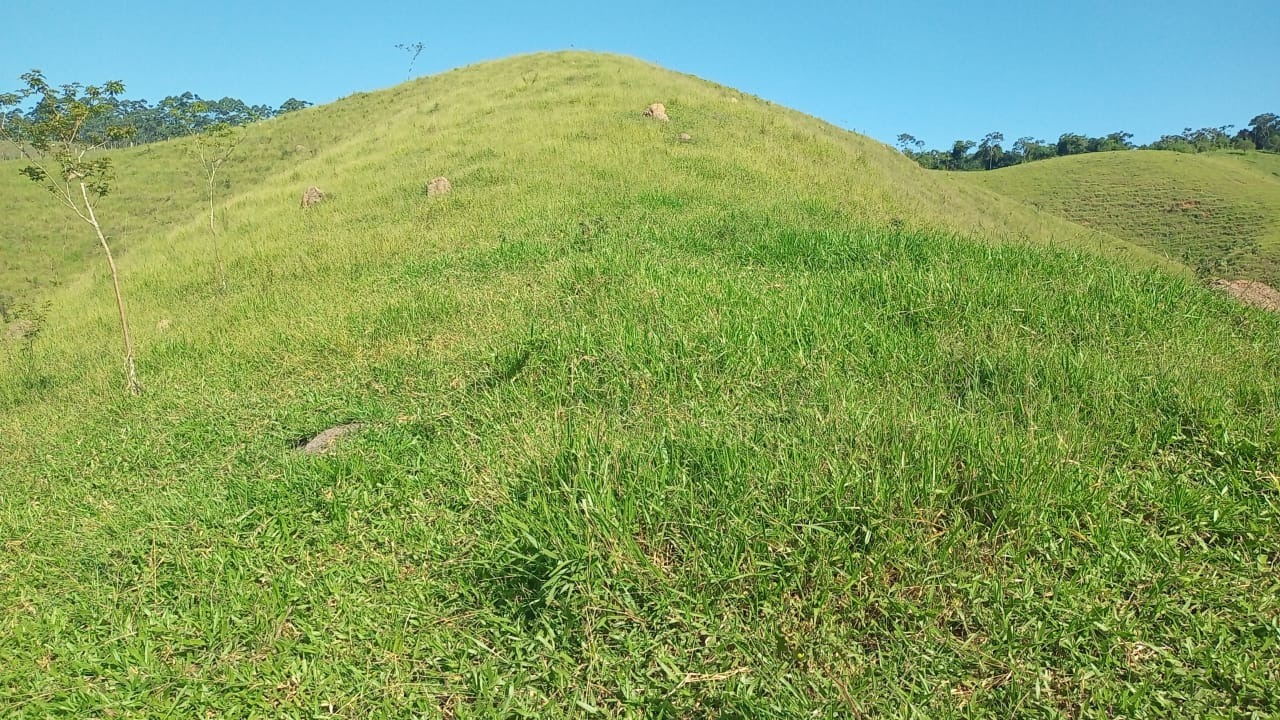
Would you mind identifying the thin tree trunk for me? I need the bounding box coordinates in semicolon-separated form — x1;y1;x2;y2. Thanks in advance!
208;166;226;291
81;182;141;395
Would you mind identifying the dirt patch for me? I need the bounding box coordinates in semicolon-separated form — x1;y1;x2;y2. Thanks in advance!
427;177;452;197
296;423;364;455
4;319;37;341
643;103;670;122
301;186;326;208
1212;279;1280;313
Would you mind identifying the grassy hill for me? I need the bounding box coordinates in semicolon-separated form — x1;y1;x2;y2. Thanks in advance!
0;57;1174;306
2;52;1278;717
961;150;1280;285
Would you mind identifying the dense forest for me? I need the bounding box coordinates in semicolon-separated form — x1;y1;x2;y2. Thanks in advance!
898;112;1280;171
1;90;311;149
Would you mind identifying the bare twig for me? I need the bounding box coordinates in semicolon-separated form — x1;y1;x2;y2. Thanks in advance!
669;667;751;695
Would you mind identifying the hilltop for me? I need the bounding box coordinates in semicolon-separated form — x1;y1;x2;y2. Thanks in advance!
1;52;1278;717
0;54;1169;305
960;150;1280;286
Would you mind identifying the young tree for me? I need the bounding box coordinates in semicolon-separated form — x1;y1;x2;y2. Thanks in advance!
168;99;250;289
0;71;141;394
396;42;427;81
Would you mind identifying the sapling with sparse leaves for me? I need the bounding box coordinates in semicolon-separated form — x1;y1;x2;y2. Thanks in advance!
0;71;141;394
396;42;426;81
167;99;251;290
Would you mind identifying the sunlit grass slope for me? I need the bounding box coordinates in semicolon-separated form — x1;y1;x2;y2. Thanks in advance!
2;52;1279;717
962;150;1280;285
0;54;1169;303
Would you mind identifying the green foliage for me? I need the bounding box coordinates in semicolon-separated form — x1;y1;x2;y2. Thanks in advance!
950;138;976;168
1056;132;1088;156
977;131;1004;170
902;113;1277;172
275;97;312;114
1150;126;1238;153
0;71;132;204
2;86;304;151
1088;131;1135;152
1149;134;1197;153
1014;136;1056;163
1248;113;1280;152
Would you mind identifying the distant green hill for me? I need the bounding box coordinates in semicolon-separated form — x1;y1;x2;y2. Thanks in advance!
2;53;1278;717
960;150;1280;285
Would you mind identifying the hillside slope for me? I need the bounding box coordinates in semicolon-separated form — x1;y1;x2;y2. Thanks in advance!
960;150;1280;285
1;52;1278;717
0;54;1169;304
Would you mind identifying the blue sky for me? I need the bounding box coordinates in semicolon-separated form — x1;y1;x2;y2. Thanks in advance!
3;0;1276;148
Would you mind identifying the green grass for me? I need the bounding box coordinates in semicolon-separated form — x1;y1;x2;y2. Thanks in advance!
961;150;1280;285
2;52;1279;718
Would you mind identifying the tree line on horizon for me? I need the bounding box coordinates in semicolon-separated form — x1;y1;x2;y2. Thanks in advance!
1;90;312;149
897;113;1280;171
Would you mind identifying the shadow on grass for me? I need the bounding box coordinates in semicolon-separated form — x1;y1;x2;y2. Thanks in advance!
470;342;537;393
